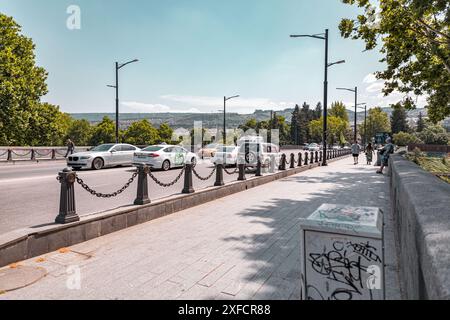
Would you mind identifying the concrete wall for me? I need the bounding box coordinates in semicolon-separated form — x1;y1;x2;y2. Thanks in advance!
389;154;450;299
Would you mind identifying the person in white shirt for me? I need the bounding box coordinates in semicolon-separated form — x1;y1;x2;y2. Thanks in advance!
351;141;361;165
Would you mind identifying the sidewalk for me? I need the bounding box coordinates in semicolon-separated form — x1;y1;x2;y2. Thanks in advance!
0;157;402;300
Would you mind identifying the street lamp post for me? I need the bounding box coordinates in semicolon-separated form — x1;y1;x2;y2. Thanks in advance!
357;103;367;147
223;95;239;144
337;86;358;142
107;59;139;143
291;29;345;166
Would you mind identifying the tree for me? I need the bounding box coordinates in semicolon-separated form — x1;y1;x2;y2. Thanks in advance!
416;112;426;132
239;118;258;132
329;101;349;122
339;0;450;122
310;116;349;146
158;123;174;144
391;103;409;134
393;131;423;146
290;105;301;144
123;119;160;146
0;14;49;146
89;117;116;146
66;119;92;146
416;123;449;145
359;107;391;141
314;102;323;120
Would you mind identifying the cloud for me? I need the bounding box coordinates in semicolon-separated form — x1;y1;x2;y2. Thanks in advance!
366;82;385;93
160;94;296;113
121;101;201;113
363;73;378;84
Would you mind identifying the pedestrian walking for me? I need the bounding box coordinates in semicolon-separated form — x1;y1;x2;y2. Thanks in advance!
376;138;394;174
65;139;75;158
351;141;361;165
365;143;374;165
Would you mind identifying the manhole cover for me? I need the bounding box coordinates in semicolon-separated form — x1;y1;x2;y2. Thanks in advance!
0;266;47;292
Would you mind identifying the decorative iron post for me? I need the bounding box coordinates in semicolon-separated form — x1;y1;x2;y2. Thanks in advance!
298;153;303;167
52;149;56;160
304;152;309;166
214;163;225;186
238;163;246;181
182;163;195;194
255;157;262;177
269;155;276;173
290;153;295;169
279;154;287;171
310;152;314;164
7;149;12;161
315;151;319;163
31;149;35;161
319;151;323;163
134;164;150;205
55;168;79;224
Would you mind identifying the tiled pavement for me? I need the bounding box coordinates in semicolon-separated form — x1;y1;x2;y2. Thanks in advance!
0;157;402;300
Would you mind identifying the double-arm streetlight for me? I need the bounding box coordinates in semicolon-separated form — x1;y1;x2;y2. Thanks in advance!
107;59;139;143
336;86;358;143
223;95;240;144
357;103;368;147
290;29;345;166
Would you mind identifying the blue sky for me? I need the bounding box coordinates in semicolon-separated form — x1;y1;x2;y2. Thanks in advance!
1;0;421;114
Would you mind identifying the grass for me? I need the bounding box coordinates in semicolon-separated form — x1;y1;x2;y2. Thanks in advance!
406;153;450;183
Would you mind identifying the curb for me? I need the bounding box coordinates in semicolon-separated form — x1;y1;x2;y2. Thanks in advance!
0;154;350;268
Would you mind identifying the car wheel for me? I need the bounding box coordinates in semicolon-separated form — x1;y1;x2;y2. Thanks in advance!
245;152;256;164
91;158;104;170
162;160;171;171
191;157;197;167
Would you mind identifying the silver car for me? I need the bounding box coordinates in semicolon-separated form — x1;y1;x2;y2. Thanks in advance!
133;145;199;171
67;143;141;170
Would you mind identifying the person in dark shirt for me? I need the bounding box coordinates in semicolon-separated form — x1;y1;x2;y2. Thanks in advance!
65;139;75;158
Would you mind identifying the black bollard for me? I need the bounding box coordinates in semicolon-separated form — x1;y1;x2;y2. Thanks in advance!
315;151;319;163
55;168;80;224
182;163;195;194
290;153;295;169
319;151;323;163
214;163;225;186
298;153;302;167
279;154;287;171
134;164;150;205
310;152;314;164
31;149;35;161
269;155;276;173
238;163;246;181
255;158;262;177
52;149;56;160
7;149;12;161
304;152;309;166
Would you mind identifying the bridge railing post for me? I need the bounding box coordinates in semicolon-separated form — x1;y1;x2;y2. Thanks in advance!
7;149;12;161
182;163;195;194
310;152;314;164
319;151;323;163
255;157;263;177
134;164;150;205
290;153;295;169
238;163;246;181
304;152;309;166
55;168;79;224
279;154;286;171
31;149;35;161
315;151;318;163
269;155;276;173
52;149;56;160
298;153;302;167
215;163;224;186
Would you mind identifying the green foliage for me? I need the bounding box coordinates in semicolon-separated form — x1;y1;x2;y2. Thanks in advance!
66;119;92;146
123;119;160;146
0;13;49;145
310;116;349;146
339;0;450;122
416;112;426;132
390;103;410;134
329;102;349;122
158;123;174;144
393;131;422;146
416;123;449;145
89;117;116;146
359;107;391;141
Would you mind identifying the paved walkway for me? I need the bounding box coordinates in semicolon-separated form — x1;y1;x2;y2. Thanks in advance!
0;158;402;300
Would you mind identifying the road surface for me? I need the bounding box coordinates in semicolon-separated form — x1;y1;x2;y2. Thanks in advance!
0;150;307;234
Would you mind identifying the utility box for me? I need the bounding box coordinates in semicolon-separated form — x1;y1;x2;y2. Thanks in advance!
300;204;385;300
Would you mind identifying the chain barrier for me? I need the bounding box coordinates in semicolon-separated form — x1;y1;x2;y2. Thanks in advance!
34;150;52;157
223;166;238;175
192;166;216;181
72;171;138;198
11;150;32;157
55;149;68;156
0;150;8;158
148;166;185;187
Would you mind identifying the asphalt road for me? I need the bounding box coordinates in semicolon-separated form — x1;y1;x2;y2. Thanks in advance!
0;150;307;234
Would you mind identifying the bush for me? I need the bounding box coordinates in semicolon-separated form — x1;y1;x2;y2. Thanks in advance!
416;124;449;145
393;131;422;146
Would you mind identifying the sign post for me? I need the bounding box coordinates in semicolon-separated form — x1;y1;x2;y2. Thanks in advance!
300;204;385;300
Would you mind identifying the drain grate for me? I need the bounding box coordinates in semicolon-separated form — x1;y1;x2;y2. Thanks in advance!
0;266;47;292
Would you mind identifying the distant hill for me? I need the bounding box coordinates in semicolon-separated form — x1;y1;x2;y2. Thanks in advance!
71;107;427;129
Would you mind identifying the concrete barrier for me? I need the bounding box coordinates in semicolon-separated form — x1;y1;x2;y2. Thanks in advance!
389;154;450;299
0;153;350;268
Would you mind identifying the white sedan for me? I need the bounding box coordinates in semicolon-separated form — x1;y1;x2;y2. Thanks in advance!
67;143;141;170
211;146;239;166
133;145;199;171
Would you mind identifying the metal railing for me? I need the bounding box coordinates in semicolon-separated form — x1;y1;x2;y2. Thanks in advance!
0;147;91;162
54;149;352;224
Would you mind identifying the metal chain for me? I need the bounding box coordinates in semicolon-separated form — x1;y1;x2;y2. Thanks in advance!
192;166;216;181
223;167;238;175
0;150;8;157
34;150;52;157
148;166;185;187
55;149;68;156
76;171;138;198
11;150;32;157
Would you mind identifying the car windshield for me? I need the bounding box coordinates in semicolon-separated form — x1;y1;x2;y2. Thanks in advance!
91;144;115;152
217;147;236;153
143;146;164;152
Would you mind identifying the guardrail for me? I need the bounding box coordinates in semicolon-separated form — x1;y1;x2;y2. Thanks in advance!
54;149;352;224
0;147;91;162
